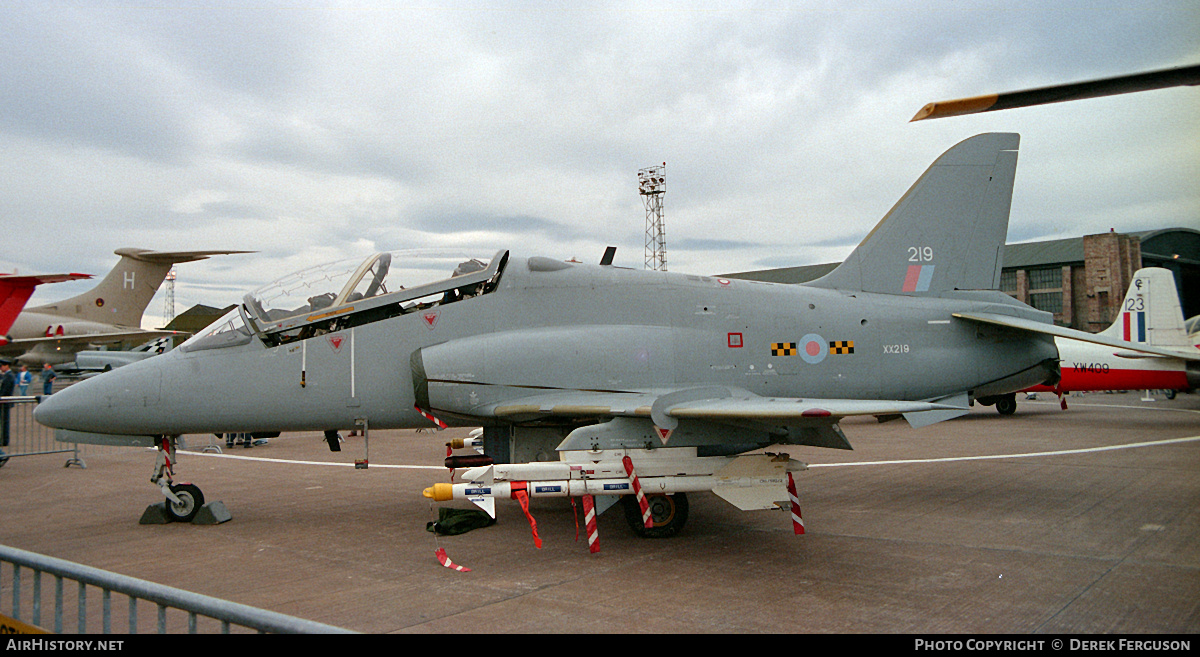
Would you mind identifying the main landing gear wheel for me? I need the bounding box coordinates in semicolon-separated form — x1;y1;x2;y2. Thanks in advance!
166;483;205;523
623;493;689;538
995;393;1017;415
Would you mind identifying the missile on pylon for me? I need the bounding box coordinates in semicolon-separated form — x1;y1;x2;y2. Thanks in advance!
422;448;808;519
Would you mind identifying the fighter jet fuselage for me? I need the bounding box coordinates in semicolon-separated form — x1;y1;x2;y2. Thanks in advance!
35;251;1057;440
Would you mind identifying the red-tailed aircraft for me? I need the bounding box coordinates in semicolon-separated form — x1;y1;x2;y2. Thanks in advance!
0;273;92;347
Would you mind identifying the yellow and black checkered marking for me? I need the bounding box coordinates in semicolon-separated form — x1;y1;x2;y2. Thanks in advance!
829;340;855;354
771;342;797;356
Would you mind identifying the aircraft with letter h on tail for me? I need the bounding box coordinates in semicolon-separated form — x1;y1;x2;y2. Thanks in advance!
2;249;250;368
36;133;1176;542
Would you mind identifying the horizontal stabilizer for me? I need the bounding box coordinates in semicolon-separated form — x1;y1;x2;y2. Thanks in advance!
114;248;256;264
902;392;969;428
954;312;1198;361
0;273;93;286
0;273;93;338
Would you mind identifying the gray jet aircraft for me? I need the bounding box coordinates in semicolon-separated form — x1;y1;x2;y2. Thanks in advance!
36;133;1164;536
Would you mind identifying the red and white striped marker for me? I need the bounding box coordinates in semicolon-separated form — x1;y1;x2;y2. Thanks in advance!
582;494;600;554
786;472;805;535
414;405;448;429
622;455;653;529
435;548;471;572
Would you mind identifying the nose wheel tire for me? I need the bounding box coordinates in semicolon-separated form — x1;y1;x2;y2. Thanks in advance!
166;483;205;523
623;492;689;538
995;393;1017;415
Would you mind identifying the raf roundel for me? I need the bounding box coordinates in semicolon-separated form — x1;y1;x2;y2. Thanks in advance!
799;334;827;364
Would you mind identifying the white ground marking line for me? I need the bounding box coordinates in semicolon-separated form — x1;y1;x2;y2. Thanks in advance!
808;435;1200;468
190;434;1200;471
175;449;446;470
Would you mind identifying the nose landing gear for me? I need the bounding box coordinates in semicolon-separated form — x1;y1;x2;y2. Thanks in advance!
146;436;220;524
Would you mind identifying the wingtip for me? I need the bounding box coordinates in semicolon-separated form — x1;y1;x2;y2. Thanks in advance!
910;103;937;122
909;94;1000;122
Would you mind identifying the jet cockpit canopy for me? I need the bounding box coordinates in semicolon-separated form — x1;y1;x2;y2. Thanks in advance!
243;250;497;325
229;249;508;348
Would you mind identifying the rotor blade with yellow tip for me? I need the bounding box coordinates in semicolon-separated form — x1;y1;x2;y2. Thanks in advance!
911;64;1200;121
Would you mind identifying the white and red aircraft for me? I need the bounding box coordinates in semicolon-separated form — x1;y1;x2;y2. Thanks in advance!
984;267;1198;414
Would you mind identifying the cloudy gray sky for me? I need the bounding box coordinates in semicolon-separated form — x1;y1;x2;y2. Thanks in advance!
3;1;1197;328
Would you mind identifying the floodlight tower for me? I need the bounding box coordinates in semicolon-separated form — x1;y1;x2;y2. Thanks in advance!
162;268;176;323
639;163;667;271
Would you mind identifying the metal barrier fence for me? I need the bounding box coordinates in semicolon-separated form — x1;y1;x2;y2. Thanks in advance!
0;396;83;468
0;545;355;634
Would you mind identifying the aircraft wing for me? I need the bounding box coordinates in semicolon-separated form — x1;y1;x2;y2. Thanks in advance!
437;387;970;451
953;312;1200;362
484;390;959;422
5;329;185;349
911;64;1200;121
440;384;970;441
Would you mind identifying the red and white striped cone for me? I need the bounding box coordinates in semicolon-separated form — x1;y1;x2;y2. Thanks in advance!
786;472;805;535
435;548;471;572
622;455;653;529
582;494;600;554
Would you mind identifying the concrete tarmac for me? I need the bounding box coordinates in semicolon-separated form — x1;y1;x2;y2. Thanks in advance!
2;391;1198;634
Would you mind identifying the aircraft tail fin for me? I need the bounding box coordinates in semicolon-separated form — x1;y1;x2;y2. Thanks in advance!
27;249;251;328
807;133;1019;295
0;274;92;339
1099;267;1193;349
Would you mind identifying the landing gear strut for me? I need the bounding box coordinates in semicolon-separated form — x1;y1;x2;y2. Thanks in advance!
623;493;689;538
152;436;206;523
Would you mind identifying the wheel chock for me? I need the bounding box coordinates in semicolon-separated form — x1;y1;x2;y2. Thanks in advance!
139;501;231;525
193;501;232;525
139;503;171;525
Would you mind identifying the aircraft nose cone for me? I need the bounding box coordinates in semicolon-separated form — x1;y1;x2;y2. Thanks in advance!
32;382;95;431
33;360;170;435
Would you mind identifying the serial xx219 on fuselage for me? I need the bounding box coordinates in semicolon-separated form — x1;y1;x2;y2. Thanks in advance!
39;133;1100;531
